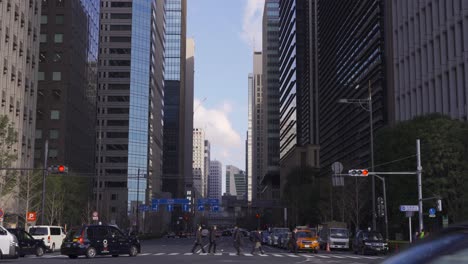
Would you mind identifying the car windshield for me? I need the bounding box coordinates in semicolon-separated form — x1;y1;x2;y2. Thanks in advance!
297;231;313;238
29;227;48;236
330;229;348;238
363;232;383;241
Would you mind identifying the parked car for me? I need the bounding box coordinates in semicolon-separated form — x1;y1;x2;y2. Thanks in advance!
7;228;46;257
0;226;19;259
261;230;270;244
270;228;289;246
60;224;141;259
382;223;468;264
352;230;388;255
166;232;176;238
222;229;232;236
278;232;291;249
29;225;66;252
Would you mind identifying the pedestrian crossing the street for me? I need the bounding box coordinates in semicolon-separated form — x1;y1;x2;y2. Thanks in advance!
28;252;385;260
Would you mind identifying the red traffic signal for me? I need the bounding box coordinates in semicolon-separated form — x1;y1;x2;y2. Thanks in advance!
48;165;68;174
255;213;260;219
58;165;65;173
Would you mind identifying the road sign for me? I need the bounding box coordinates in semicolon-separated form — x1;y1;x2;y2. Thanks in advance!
400;205;419;212
92;211;98;221
197;199;209;204
183;204;190;212
211;205;219;212
208;198;219;205
167;204;174;212
151;204;159;212
197;205;205;212
139;205;149;212
331;162;344;174
429;208;436;218
26;212;37;222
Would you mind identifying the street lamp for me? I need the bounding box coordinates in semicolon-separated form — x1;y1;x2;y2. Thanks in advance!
338;80;376;231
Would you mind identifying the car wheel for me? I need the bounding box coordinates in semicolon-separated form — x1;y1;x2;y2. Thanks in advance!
35;246;45;257
68;255;78;259
86;247;97;258
51;243;55;252
129;245;138;257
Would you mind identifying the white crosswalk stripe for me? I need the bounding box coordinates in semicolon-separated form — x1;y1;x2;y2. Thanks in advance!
286;254;299;257
184;253;193;255
141;253;151;256
229;253;237;256
154;253;165;255
168;253;180;255
243;253;253;256
271;254;284;257
316;255;331;258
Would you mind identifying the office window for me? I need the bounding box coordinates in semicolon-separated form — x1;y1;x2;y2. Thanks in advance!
50;110;60;120
40;34;47;43
48;148;58;158
35;129;42;139
55;15;64;24
38;71;45;80
54;33;63;43
49;129;59;139
52;72;61;80
40;15;47;24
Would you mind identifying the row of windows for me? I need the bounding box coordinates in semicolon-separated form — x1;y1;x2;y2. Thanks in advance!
35;129;59;140
38;71;62;81
41;0;65;8
40;14;64;25
40;33;63;43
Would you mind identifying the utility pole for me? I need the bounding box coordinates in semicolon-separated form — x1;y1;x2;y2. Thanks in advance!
136;168;140;233
416;139;423;232
41;140;48;225
368;80;376;231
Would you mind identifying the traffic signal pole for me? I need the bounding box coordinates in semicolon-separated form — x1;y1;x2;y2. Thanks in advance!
41;140;48;225
416;139;423;233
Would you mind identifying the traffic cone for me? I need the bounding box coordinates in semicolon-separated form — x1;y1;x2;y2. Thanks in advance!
326;242;330;252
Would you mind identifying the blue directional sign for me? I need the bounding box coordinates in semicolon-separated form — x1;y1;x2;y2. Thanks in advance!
197;205;205;212
183;204;190;212
400;205;419;212
152;198;190;205
211;205;219;212
151;204;159;212
197;199;208;204
208;198;219;205
167;204;174;212
429;208;436;218
139;205;149;212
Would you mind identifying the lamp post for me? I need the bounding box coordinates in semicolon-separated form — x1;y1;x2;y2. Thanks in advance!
136;168;140;234
338;80;376;231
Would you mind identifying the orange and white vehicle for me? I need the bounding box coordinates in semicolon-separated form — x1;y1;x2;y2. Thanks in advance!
295;228;320;253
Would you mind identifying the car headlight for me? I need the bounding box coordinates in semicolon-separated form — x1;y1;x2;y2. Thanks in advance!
312;241;318;244
364;242;372;246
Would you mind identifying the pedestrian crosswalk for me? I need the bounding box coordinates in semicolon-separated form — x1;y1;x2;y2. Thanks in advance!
27;252;385;260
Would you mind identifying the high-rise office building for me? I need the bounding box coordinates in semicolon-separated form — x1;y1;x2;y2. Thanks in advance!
317;0;391;171
185;37;194;195
278;0;319;193
391;0;468;121
251;51;263;202
0;0;41;211
162;0;190;200
247;74;253;201
192;128;205;197
260;0;280;200
96;0;165;226
226;165;246;199
208;160;222;201
35;0;99;174
204;139;210;197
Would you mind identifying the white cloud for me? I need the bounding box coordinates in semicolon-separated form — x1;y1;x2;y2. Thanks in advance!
194;99;244;172
240;0;265;51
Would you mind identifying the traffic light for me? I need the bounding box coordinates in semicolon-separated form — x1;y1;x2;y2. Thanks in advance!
377;197;385;217
348;169;369;177
436;199;442;211
48;165;69;174
255;213;260;219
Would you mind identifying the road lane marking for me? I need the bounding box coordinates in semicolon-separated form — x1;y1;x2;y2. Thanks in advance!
330;255;345;258
168;253;180;255
200;253;208;256
272;254;283;257
214;253;222;256
184;253;193;255
286;254;299;257
153;253;165;256
141;253;151;256
229;253;237;256
243;253;253;256
316;255;331;258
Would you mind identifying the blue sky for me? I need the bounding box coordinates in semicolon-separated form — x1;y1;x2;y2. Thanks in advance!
187;0;265;193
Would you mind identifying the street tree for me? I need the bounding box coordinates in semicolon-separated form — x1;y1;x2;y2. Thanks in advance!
0;115;18;205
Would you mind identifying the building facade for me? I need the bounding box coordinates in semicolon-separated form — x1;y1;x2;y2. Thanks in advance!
251;51;264;202
317;0;391;170
260;0;281;200
208;160;222;201
278;0;319;193
96;0;165;226
246;74;253;201
226;165;246;200
36;0;99;175
185;37;194;196
204;139;210;197
192;128;205;197
391;0;468;121
0;0;41;212
162;0;190;199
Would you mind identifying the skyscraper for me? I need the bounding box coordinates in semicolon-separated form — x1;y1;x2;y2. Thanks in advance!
260;0;280;200
162;0;190;200
0;0;41;211
204;139;210;197
96;0;165;227
391;0;468;121
208;160;222;201
247;74;253;201
278;0;319;193
185;37;195;195
226;165;246;199
35;0;99;174
192;128;205;197
251;51;263;202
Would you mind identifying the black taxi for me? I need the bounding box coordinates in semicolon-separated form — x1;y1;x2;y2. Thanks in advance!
60;224;140;259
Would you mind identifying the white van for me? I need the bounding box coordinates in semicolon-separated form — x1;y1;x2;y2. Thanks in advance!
0;226;18;258
29;225;66;252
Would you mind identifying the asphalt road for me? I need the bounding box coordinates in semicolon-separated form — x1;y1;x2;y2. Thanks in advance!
17;236;389;264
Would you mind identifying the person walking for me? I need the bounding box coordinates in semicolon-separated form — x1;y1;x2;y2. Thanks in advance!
251;229;264;255
233;225;243;255
208;225;218;253
289;228;298;254
191;225;206;253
